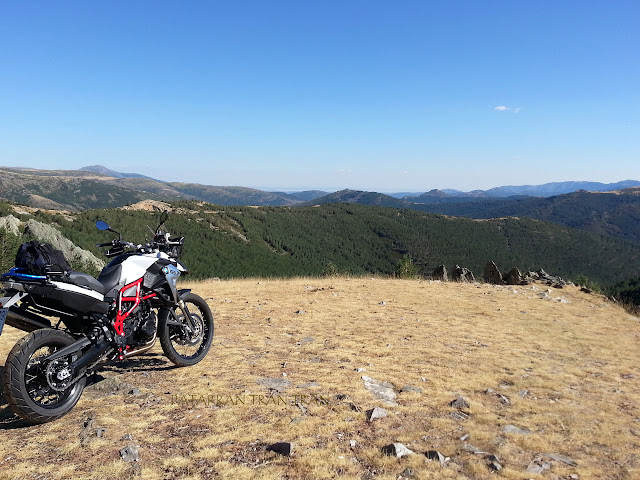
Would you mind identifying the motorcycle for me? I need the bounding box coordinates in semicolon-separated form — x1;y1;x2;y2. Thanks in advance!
0;210;213;424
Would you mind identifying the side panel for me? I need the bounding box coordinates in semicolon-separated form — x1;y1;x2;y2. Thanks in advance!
119;255;160;285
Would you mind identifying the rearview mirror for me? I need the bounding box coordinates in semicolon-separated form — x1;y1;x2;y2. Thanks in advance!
95;220;110;231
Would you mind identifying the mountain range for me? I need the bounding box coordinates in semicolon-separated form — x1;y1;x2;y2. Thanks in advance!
2;165;640;245
3;165;639;208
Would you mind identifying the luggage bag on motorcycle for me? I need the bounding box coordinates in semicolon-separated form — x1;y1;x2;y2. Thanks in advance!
15;241;72;276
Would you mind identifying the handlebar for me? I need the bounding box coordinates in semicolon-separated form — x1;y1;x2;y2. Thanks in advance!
98;233;183;258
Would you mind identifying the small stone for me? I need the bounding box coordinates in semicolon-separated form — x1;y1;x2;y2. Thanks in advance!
294;310;306;315
119;445;139;462
96;428;108;438
450;411;469;420
128;388;141;396
362;376;397;406
450;395;470;409
400;467;415;477
518;389;529;398
121;434;133;441
381;443;414;458
355;368;366;373
267;442;294;456
257;377;291;392
349;439;358;448
366;406;388;422
378;301;387;306
488;461;502;471
503;424;532;435
460;434;470;442
546;453;577;466
425;450;448;466
400;385;422;394
526;457;552;474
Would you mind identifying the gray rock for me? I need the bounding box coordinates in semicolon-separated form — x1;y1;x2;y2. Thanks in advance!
450;395;470;409
527;457;552;474
96;428;108;438
366;406;388;422
463;443;481;453
128;388;141;396
488;461;502;471
425;450;448;466
121;434;134;441
400;467;415;477
483;261;504;285
546;453;578;466
294;310;306;315
518;389;529;398
266;442;294;456
432;265;448;281
451;265;475;283
296;382;319;389
459;434;470;442
119;445;139;462
503;267;524;285
450;411;469;420
362;376;397;406
381;443;415;458
503;424;532;435
349;439;358;448
400;385;422;394
257;377;291;392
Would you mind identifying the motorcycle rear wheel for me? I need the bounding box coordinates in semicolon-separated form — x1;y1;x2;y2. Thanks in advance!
3;329;86;424
159;293;214;367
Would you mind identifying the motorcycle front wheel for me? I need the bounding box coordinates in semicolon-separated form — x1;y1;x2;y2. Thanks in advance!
159;293;214;367
3;329;86;424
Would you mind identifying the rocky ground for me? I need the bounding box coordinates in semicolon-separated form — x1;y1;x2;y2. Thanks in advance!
1;277;639;480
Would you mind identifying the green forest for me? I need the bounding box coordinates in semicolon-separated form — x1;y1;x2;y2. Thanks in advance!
2;200;640;291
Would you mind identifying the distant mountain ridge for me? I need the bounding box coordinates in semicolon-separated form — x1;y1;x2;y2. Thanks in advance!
80;165;160;181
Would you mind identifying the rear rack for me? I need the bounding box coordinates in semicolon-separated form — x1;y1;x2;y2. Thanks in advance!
1;267;47;282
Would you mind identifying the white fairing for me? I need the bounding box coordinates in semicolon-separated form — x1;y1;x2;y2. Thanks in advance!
119;253;166;285
51;281;104;301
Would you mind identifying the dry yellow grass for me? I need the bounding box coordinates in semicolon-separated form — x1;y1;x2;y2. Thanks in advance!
1;277;639;480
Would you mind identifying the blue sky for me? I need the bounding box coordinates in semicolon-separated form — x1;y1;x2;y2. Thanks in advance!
1;1;638;192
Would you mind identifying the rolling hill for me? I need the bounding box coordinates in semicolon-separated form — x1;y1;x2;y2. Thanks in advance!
2;200;640;285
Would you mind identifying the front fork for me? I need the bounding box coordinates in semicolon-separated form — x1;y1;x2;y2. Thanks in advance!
177;299;199;338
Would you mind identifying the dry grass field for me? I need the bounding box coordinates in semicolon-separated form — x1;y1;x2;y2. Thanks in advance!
1;277;639;480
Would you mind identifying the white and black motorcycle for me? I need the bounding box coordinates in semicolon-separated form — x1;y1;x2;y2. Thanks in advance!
0;210;213;423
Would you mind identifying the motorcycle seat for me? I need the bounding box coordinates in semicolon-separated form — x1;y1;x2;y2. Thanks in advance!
64;271;107;296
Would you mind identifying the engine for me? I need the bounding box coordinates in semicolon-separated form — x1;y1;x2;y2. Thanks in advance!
121;304;157;348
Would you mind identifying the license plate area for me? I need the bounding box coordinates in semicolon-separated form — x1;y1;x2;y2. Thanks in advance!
0;308;7;335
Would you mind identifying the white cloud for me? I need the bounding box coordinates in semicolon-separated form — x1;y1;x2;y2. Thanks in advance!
494;105;522;113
